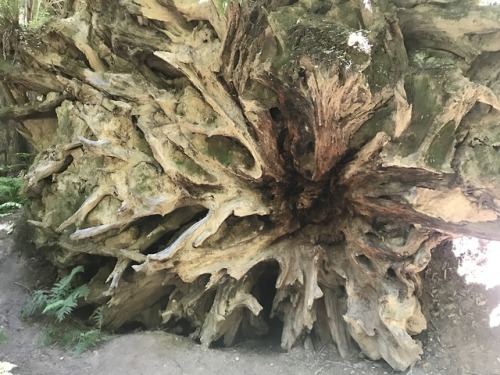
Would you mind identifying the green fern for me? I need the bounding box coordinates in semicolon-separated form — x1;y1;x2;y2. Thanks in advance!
0;202;22;210
22;266;86;322
52;285;89;322
0;177;26;214
47;265;84;300
21;289;48;319
0;177;25;204
21;265;106;354
0;202;22;215
89;306;104;330
74;329;101;355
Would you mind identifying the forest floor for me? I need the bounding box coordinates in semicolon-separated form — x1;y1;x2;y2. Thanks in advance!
1;213;499;375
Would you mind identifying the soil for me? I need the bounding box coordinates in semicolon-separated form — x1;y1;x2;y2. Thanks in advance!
1;213;499;375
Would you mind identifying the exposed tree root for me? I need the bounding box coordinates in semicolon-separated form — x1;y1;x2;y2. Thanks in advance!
2;0;500;371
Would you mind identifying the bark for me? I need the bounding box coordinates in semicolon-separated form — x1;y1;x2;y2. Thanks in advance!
2;0;500;371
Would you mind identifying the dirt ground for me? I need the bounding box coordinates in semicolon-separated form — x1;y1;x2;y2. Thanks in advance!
1;213;499;375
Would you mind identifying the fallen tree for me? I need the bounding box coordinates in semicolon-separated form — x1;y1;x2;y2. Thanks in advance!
1;0;500;370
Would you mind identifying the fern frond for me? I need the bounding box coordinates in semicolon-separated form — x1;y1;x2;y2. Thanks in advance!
50;285;88;322
73;329;101;356
0;201;22;211
89;306;104;329
42;299;65;314
49;266;84;300
54;299;78;322
0;177;24;204
71;285;89;300
21;290;48;319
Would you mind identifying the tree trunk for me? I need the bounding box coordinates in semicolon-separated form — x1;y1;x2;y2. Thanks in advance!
1;0;499;371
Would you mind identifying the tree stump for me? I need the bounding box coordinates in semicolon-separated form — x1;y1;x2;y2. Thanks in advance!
1;0;500;371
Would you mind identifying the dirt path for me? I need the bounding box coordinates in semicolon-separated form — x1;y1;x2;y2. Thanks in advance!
1;214;499;375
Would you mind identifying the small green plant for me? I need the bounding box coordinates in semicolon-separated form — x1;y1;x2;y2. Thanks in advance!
22;266;106;354
0;0;19;27
74;327;101;355
0;0;53;30
0;177;24;202
0;327;7;344
0;177;26;215
22;266;89;321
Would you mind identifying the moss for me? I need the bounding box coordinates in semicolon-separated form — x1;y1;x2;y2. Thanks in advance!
267;7;370;74
471;145;500;179
56;102;72;142
425;121;456;169
365;31;408;91
40;158;105;228
364;47;395;91
397;74;444;156
44;181;88;228
333;2;365;29
268;6;308;35
85;196;122;227
409;51;456;71
129;163;158;194
350;104;395;149
206;136;254;169
170;147;215;182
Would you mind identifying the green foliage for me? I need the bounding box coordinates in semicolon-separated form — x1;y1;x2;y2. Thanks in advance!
0;327;7;344
0;0;19;27
89;306;104;330
73;329;101;355
0;0;53;31
0;202;22;215
43;284;90;322
27;3;51;30
20;289;47;319
0;177;24;203
216;0;229;15
21;266;105;354
0;177;26;214
22;266;87;321
41;318;106;355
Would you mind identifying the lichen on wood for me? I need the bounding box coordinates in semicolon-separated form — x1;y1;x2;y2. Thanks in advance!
2;0;500;371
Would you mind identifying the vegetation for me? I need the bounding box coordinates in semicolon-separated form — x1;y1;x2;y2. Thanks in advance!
0;0;53;30
0;327;7;344
0;177;26;215
22;266;105;354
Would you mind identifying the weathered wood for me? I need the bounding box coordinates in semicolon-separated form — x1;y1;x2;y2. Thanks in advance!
0;93;68;120
3;0;500;371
